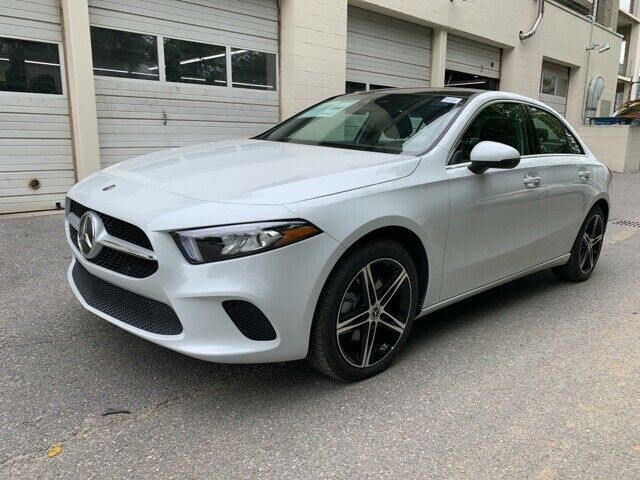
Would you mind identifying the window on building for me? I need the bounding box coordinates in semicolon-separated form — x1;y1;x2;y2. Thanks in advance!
90;27;159;80
527;106;583;155
0;37;63;94
345;82;393;93
369;84;392;90
231;48;276;90
164;38;226;86
540;71;568;97
346;81;366;93
452;102;530;164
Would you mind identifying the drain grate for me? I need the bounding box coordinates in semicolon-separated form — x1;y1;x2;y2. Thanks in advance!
612;219;640;228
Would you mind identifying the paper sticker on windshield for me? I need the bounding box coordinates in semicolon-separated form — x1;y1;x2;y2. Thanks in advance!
441;97;463;105
301;99;360;118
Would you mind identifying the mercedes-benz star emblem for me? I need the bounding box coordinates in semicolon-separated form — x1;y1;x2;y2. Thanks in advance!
78;211;104;259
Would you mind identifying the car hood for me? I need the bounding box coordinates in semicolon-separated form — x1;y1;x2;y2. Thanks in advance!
100;139;420;205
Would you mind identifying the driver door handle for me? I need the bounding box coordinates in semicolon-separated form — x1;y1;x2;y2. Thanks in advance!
523;174;541;188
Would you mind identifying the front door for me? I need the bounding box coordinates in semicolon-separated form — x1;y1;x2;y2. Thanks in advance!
441;102;545;300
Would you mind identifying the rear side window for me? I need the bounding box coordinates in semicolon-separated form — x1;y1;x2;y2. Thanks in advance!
527;107;583;155
452;102;531;164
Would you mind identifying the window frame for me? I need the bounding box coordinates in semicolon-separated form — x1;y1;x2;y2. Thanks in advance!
89;25;278;93
447;99;587;167
0;34;67;98
89;25;160;82
526;105;586;156
447;100;535;167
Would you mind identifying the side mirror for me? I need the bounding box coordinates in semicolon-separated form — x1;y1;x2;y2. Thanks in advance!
468;141;521;174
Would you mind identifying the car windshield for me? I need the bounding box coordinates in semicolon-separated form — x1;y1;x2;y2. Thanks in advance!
255;91;470;155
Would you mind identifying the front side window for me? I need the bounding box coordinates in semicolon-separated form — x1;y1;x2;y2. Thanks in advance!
164;38;226;86
0;37;62;94
90;27;158;80
256;92;468;154
451;102;530;164
231;48;276;90
528;106;583;155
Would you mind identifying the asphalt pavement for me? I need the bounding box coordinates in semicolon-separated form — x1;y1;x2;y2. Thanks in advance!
1;173;639;479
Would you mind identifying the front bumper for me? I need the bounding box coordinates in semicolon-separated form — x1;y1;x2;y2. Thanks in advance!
66;218;342;363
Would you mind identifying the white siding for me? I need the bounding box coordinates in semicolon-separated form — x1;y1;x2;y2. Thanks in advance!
89;0;278;53
0;0;62;43
539;61;570;116
446;34;501;79
346;7;431;88
0;1;73;214
88;0;279;167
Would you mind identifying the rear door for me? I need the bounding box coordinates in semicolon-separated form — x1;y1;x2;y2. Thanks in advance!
442;102;545;300
525;106;592;260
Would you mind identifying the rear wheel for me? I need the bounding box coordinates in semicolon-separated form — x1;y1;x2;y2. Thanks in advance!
552;206;605;282
308;239;419;382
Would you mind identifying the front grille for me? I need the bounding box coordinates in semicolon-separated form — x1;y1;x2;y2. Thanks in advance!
69;225;158;278
67;198;158;278
222;300;277;341
69;199;153;250
72;261;183;335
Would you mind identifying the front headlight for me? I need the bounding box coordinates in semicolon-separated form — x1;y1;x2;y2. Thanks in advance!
171;220;322;264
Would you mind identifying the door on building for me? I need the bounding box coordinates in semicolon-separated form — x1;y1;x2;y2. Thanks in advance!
539;61;570;116
87;0;280;169
445;34;501;91
345;7;432;93
0;1;73;214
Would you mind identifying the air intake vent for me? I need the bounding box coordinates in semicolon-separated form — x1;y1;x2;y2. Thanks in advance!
222;300;277;341
72;261;182;335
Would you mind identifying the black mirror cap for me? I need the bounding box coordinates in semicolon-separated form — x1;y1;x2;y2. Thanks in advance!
468;157;520;175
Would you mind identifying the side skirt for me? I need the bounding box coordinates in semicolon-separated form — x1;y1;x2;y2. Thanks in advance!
416;253;571;319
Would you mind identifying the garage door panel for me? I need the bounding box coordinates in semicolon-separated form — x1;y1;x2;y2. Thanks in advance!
540;61;569;116
347;6;431;88
0;0;62;42
89;0;277;52
347;33;430;67
446;34;501;79
89;0;279;167
347;8;429;48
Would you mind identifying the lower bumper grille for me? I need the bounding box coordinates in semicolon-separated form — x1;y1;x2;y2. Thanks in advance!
72;260;183;335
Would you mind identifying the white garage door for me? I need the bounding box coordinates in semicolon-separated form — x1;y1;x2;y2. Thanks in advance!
0;0;73;214
539;61;570;116
88;0;279;168
446;34;501;79
346;7;431;90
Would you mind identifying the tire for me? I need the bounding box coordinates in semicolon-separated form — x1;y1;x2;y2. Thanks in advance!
308;239;419;382
552;206;605;282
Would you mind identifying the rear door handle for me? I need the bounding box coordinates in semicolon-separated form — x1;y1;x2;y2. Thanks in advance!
578;170;591;181
523;174;541;188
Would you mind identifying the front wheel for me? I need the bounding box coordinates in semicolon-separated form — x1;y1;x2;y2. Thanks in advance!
308;239;419;382
552;206;605;282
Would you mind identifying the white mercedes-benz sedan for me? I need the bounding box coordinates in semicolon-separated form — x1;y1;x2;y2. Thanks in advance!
65;89;611;381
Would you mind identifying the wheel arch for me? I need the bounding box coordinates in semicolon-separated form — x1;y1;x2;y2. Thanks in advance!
319;219;431;316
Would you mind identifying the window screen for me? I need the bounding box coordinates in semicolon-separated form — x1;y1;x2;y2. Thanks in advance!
90;27;158;80
0;37;62;94
231;49;276;90
164;38;226;86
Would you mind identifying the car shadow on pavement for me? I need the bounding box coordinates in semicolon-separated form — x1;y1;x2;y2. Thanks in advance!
79;267;571;419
